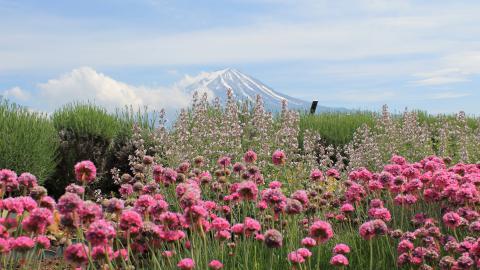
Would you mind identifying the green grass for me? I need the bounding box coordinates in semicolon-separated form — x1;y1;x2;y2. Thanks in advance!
299;111;377;147
0;99;59;183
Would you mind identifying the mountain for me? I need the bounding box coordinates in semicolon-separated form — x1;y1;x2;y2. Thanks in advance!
180;68;341;112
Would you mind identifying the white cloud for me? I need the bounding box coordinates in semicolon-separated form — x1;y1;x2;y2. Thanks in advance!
412;51;480;86
32;67;204;111
2;86;31;101
431;91;471;100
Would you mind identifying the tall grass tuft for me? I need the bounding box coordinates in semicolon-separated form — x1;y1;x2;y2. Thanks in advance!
0;99;59;183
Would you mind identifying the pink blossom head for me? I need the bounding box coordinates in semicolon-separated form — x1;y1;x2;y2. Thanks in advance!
35;236;50;249
74;160;97;183
301;237;317;248
177;258;195;270
120;210;143;234
0;238;9;253
269;181;282;189
330;254;349;266
57;192;83;214
91;245;114;261
326;168;340;179
65;184;85;195
232;163;245;174
11;236;35;252
310;169;324;182
272;150;286;166
442;212;462;229
287;251;305;264
217;156;231;168
64;243;89;266
264;229;283;248
333;243;350;254
18;173;37;189
86;219;116;246
309;220;334;243
237;181;258;201
244;150;258;163
340;203;355;214
244;217;261;233
0;169;18;192
296;248;312;258
359;219;388;240
208;260;224;270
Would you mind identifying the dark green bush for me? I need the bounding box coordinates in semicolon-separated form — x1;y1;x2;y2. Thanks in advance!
0;99;59;183
45;103;157;197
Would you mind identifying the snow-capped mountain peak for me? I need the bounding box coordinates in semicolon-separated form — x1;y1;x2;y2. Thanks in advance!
180;68;309;110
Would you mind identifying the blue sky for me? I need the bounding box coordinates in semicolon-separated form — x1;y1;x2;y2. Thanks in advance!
1;0;480;114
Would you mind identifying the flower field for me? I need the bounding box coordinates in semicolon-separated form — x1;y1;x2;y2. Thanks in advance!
1;149;480;269
1;94;480;269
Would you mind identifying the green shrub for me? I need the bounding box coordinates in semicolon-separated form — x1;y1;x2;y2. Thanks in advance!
0;99;59;183
45;103;157;197
299;111;376;147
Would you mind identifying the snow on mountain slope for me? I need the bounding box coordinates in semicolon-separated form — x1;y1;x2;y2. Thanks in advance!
179;68;312;110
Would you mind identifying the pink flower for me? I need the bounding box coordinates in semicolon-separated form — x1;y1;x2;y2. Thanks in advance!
74;160;97;183
269;181;282;189
64;243;89;266
244;150;257;163
330;254;349;266
296;248;312;258
35;236;50;249
333;244;350;254
65;184;85;195
1;197;24;213
237;181;258;201
0;238;10;253
359;219;388;240
22;207;53;234
397;240;414;254
57;193;83;214
18;173;37;189
217;156;231;168
310;169;324;182
326;168;340;179
120;210;143;234
272;150;286;166
211;217;230;231
301;237;317;247
177;258;195;270
119;184;133;197
287;251;305;264
86;219;116;246
208;260;224;270
244;217;261;233
91;245;114;260
231;223;245;234
0;169;18;192
443;212;462;229
368;207;392;222
11;236;35;252
340;203;355;214
264;229;283;248
309;220;334;243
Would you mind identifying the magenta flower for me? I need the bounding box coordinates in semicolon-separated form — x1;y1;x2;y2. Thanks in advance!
74;160;97;183
333;243;351;254
177;258;195;270
64;243;89;266
18;172;37;189
237;180;258;201
301;237;317;248
330;254;349;266
35;236;51;249
120;210;143;234
264;229;283;248
443;212;462;229
310;169;324;182
11;236;35;252
287;251;305;264
86;219;116;246
208;260;224;270
309;220;334;243
244;150;258;163
272;150;286;166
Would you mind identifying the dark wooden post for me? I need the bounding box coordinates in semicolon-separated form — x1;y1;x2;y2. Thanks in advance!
310;100;318;114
